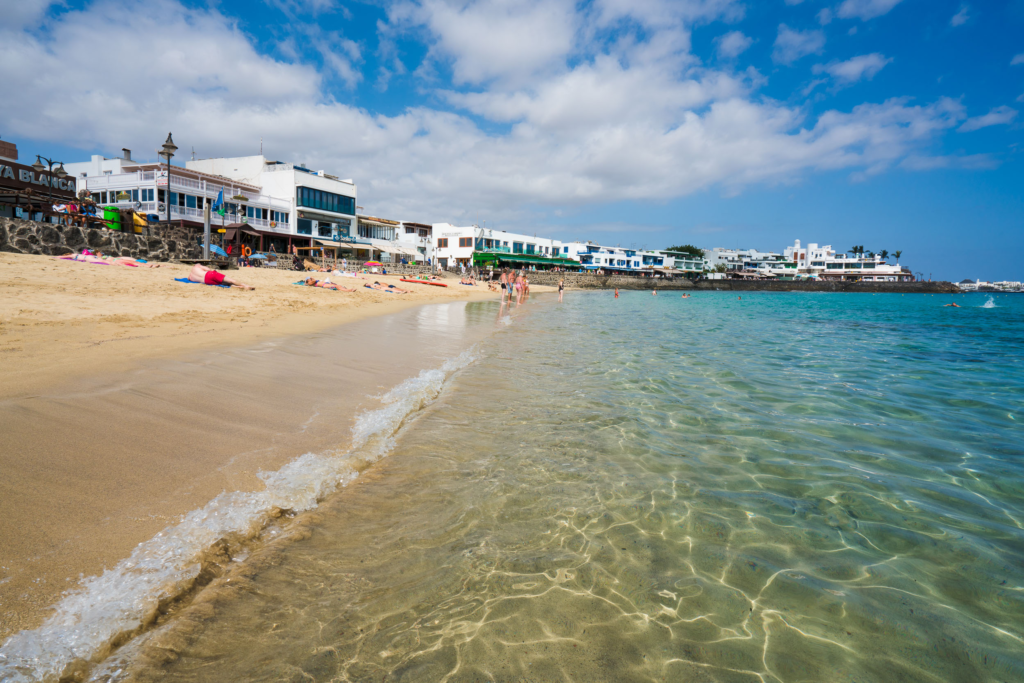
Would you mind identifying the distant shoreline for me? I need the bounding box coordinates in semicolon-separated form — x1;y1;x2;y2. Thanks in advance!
518;271;960;293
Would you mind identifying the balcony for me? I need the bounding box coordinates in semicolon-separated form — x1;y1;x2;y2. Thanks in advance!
83;171;290;211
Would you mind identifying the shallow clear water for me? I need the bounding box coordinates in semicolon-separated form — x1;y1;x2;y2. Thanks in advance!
39;292;1024;681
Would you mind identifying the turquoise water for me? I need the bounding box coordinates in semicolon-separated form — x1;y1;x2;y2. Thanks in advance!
88;292;1024;681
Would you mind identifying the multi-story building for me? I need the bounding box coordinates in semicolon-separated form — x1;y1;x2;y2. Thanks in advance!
186;155;357;254
656;250;706;277
65;150;294;248
433;225;573;270
397;222;433;263
782;240;914;282
704;247;788;273
561;242;644;271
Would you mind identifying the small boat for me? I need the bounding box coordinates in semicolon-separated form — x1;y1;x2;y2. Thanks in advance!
401;278;448;287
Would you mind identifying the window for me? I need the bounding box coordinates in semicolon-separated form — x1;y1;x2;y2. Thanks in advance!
142;188;154;202
186;195;197;209
318;222;332;237
297;186;355;215
459;237;473;248
563;246;568;253
103;170;112;175
131;189;139;202
525;244;535;254
438;238;448;248
513;242;523;254
297;218;313;235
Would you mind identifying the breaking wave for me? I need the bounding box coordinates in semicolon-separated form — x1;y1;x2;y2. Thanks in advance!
0;349;479;683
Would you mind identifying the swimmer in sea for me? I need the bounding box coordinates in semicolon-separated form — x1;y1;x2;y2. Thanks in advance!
944;302;961;307
614;288;619;299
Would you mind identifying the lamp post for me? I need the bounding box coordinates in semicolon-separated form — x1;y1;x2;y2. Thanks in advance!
31;155;67;215
157;132;177;225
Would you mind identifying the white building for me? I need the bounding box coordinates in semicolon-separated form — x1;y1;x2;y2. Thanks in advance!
704;248;788;274
561;242;643;271
783;240;914;282
559;242;698;277
186;155;357;254
432;225;569;270
65;150;293;244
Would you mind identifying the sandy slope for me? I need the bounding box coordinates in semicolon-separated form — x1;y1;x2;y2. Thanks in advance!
0;253;510;400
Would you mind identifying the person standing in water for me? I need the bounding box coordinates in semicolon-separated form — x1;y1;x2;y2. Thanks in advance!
614;287;619;299
558;278;564;302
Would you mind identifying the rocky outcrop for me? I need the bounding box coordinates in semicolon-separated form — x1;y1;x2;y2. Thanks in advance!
0;218;202;261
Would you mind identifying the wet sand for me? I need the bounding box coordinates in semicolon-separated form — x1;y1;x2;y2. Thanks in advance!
0;253;532;640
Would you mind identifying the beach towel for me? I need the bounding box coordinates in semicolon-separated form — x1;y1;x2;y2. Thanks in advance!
174;277;230;288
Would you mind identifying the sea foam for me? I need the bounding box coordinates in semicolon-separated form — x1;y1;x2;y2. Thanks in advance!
0;349;478;683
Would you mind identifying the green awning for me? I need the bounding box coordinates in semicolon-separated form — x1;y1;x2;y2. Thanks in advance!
473;252;579;267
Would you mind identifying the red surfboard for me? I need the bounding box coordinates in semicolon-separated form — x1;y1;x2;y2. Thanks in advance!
401;278;448;287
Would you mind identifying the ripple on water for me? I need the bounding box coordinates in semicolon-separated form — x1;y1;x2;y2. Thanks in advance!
74;293;1024;683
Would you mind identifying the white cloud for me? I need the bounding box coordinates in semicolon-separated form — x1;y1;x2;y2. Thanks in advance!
716;31;752;59
818;8;834;25
1011;54;1024;66
814;53;892;85
267;0;338;15
591;0;745;30
0;0;58;29
387;0;579;86
950;4;970;27
0;0;985;225
773;24;826;65
837;0;905;21
958;106;1018;132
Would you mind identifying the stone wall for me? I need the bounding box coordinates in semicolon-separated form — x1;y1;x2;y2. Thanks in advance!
502;270;957;293
0;218;202;261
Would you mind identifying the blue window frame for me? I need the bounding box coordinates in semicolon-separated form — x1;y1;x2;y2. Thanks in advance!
186;195;197;209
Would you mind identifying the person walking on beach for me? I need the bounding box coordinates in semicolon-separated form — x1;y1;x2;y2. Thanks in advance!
558;278;564;302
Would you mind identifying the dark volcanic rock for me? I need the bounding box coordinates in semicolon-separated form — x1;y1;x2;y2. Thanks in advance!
86;229;112;248
40;226;62;244
64;227;85;247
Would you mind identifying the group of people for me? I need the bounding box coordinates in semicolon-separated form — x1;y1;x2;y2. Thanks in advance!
497;268;533;305
56;249;164;268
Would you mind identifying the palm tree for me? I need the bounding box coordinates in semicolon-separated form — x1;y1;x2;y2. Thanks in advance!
894;250;902;264
879;250;889;261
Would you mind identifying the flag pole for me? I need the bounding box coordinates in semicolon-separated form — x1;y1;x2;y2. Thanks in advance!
203;202;211;260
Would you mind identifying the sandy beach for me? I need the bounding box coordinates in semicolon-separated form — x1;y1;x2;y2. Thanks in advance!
0;253;510;400
0;253;549;641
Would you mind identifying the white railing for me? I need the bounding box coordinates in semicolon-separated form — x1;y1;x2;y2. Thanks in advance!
170;176;203;191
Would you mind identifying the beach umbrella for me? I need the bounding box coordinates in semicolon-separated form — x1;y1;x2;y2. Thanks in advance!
204;244;228;257
364;261;382;266
248;253;267;259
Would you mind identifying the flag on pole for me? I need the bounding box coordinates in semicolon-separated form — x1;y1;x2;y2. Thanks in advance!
213;189;225;216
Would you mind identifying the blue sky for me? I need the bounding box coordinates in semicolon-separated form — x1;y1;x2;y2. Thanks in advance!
1;0;1021;280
